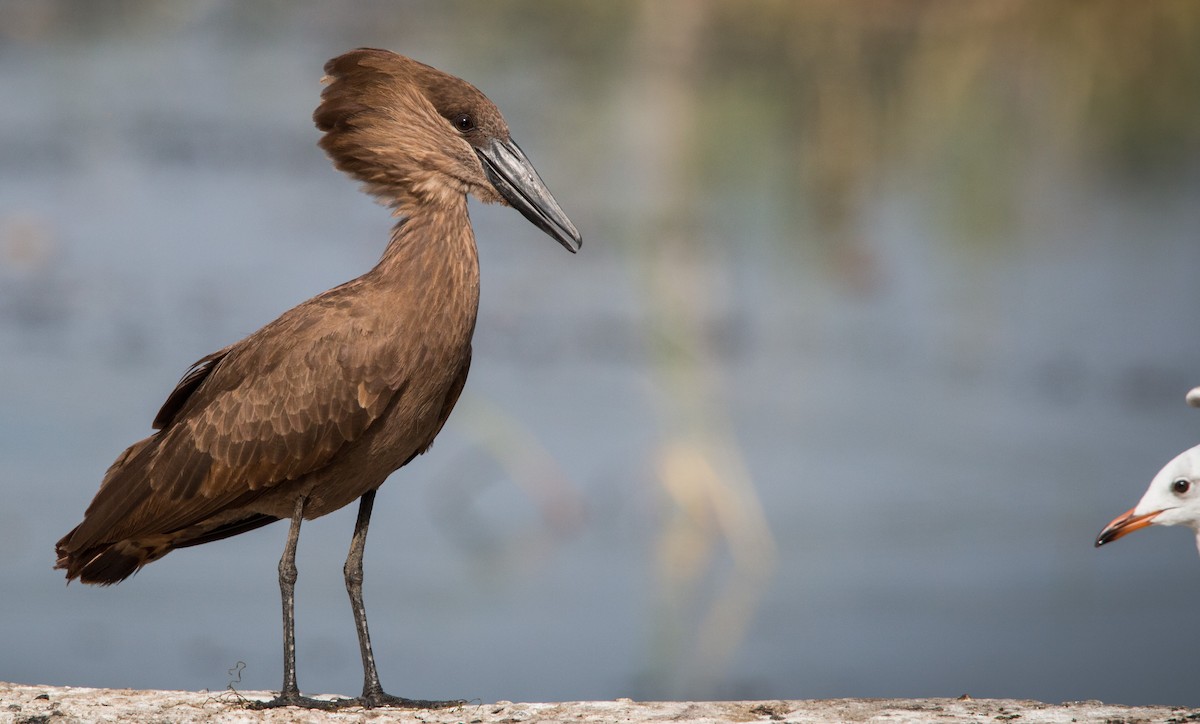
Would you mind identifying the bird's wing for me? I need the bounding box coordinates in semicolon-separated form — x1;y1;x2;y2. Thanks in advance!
64;288;406;549
152;347;232;430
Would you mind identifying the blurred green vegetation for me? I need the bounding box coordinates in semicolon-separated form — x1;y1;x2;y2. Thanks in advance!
6;0;1196;251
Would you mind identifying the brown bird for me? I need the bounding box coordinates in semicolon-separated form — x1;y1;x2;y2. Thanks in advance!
55;48;581;710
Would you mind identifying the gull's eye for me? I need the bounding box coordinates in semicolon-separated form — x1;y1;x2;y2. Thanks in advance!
453;113;475;133
1172;478;1191;495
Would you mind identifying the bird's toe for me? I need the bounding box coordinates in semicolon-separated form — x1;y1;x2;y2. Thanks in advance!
247;693;345;710
358;689;467;709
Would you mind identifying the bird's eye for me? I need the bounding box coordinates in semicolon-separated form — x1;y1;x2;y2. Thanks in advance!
453;113;475;133
1172;478;1191;495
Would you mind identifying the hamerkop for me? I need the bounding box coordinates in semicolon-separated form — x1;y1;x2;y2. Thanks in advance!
55;48;581;710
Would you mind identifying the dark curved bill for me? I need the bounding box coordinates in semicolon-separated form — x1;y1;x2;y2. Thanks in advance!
477;136;582;253
1094;507;1160;547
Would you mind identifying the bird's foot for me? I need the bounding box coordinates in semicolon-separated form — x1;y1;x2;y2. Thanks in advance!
354;688;466;710
246;687;464;710
247;692;343;710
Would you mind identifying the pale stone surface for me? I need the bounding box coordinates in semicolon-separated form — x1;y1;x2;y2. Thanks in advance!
1;683;1197;724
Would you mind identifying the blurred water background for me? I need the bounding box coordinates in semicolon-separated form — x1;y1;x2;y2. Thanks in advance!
3;0;1200;707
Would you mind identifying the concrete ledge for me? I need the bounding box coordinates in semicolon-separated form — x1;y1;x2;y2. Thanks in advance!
1;682;1195;723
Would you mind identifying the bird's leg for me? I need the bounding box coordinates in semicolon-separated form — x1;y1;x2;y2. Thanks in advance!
250;496;338;710
278;496;304;698
342;490;464;710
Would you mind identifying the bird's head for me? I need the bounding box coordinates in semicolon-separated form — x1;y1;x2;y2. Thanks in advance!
1096;444;1200;550
314;48;580;252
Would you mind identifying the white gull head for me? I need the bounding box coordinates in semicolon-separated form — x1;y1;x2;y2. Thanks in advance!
1096;444;1200;555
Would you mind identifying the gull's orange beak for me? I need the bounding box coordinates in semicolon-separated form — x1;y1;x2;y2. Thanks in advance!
1095;508;1161;547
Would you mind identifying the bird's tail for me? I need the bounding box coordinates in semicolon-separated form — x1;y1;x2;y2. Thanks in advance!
55;512;281;586
55;435;162;585
54;534;160;585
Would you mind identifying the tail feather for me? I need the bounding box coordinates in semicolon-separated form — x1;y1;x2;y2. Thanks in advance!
55;513;281;585
54;537;165;585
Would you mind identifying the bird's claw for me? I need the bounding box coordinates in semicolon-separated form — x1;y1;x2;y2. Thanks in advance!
249;690;465;711
247;693;342;710
356;690;467;709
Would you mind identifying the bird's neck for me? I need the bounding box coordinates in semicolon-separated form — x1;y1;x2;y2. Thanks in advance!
377;192;478;265
369;194;481;329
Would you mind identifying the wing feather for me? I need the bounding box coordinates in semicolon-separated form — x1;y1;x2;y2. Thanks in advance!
61;285;408;553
